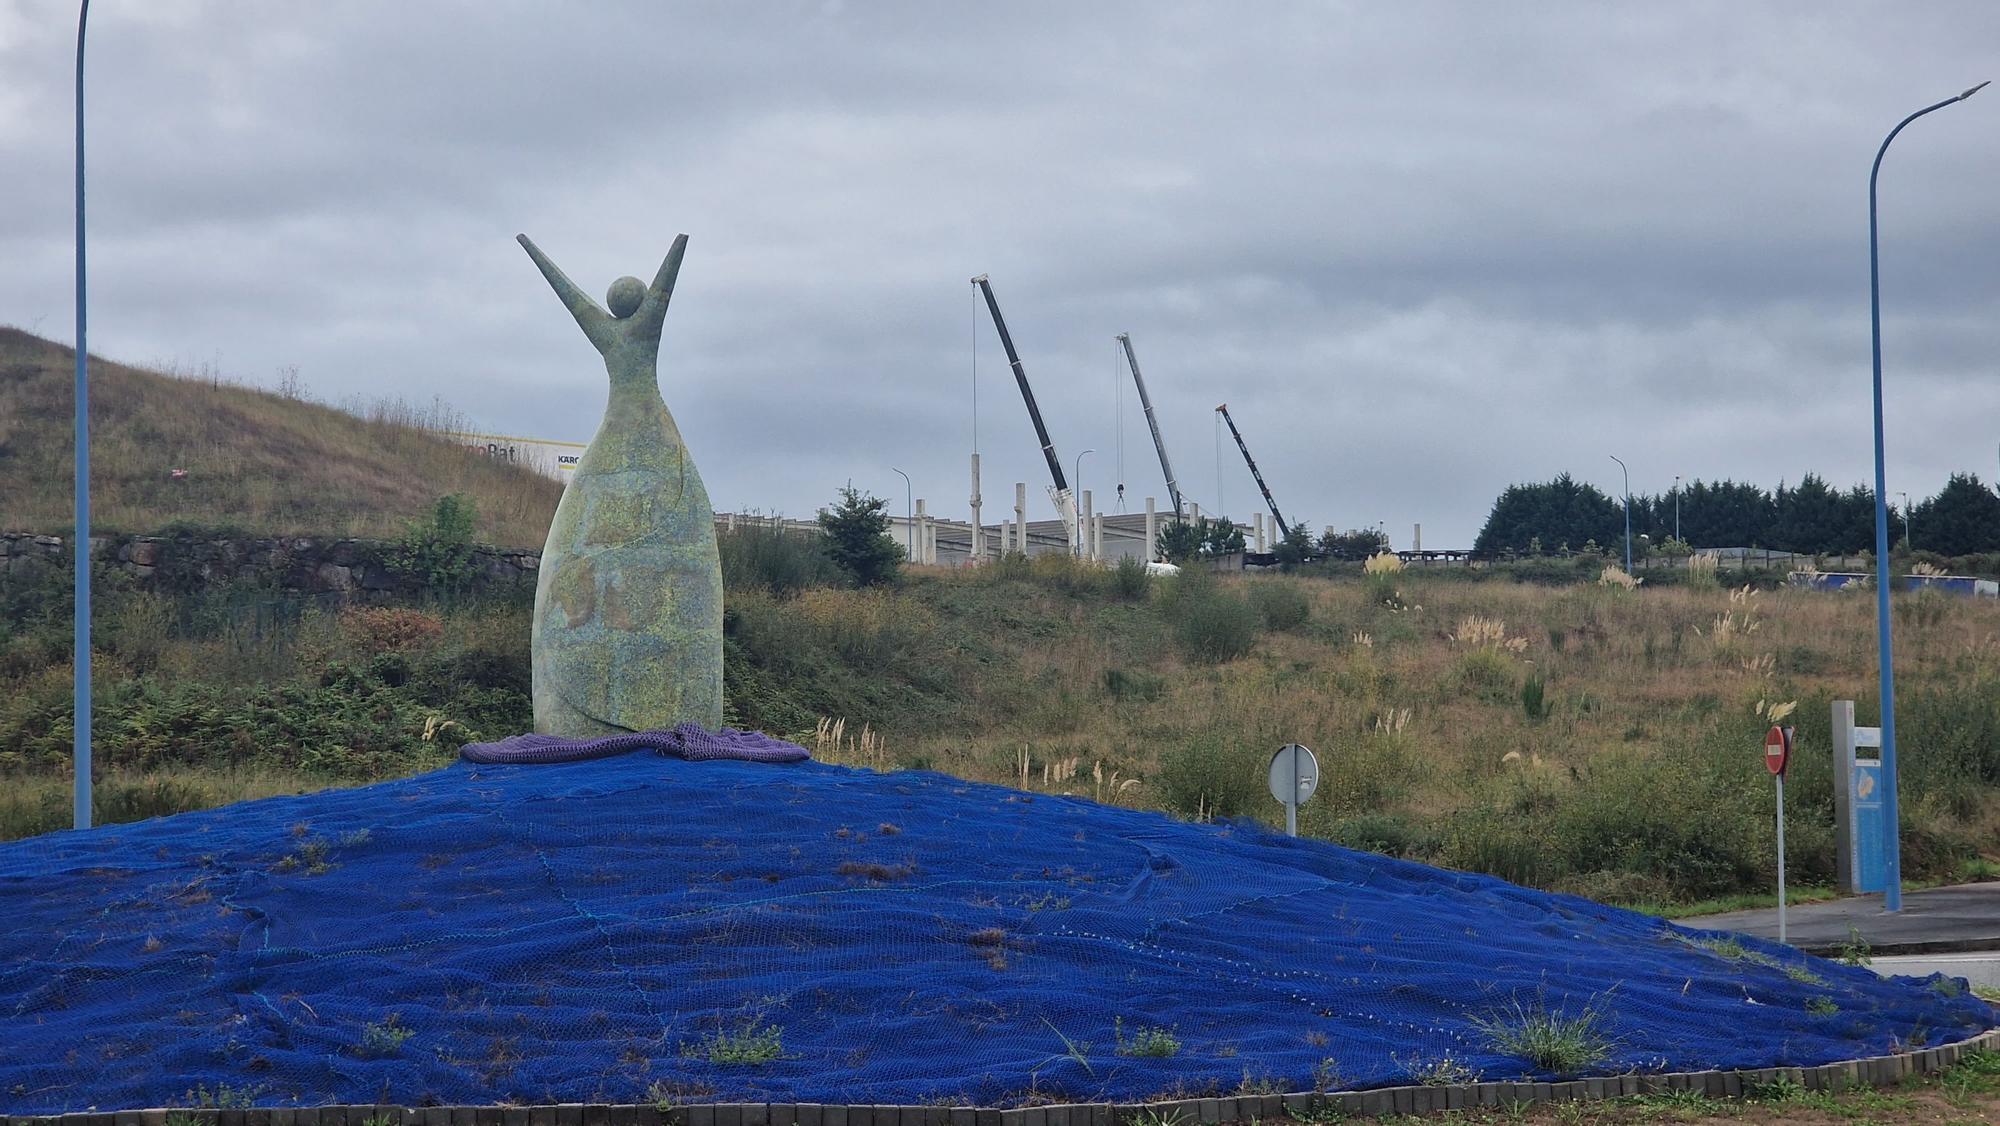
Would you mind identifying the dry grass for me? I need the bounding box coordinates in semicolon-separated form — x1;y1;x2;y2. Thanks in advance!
838;567;2000;906
0;328;560;546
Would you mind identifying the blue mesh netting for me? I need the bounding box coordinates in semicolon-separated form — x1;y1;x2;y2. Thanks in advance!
1;753;1991;1112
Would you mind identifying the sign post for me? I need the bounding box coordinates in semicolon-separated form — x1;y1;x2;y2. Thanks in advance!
1765;725;1793;944
1267;743;1319;837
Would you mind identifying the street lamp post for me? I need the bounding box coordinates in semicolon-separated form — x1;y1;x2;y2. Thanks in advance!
1673;474;1681;544
1609;454;1632;575
72;0;92;831
890;467;912;561
1072;449;1095;557
1867;80;1986;913
1898;490;1911;551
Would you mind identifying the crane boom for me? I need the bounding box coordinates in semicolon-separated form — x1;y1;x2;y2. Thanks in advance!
971;275;1068;493
1214;403;1288;539
971;274;1076;540
1116;333;1184;520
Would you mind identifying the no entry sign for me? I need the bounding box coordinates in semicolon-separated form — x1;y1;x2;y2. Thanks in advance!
1765;725;1792;776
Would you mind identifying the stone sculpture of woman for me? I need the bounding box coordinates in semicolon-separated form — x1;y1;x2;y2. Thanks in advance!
517;232;724;737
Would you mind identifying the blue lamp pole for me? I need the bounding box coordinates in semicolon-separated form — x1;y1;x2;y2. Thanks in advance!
72;0;93;831
890;467;912;561
1868;80;1987;913
1609;454;1631;575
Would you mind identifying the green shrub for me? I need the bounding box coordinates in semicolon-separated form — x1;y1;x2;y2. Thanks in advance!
719;519;840;597
1520;673;1548;721
1454;648;1514;697
1329;812;1435;858
1155;733;1265;821
1110;556;1152;601
1168;588;1256;664
1246;581;1310;631
1102;667;1165;701
391;494;479;590
1027;552;1109;598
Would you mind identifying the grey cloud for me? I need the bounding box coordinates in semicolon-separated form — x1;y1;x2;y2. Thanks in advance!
5;0;1999;546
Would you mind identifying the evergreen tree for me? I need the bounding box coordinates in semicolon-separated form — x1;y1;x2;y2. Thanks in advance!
1316;527;1388;560
1200;515;1247;556
1274;521;1315;568
818;484;904;586
1772;474;1845;554
1909;473;2000;556
1472;473;1622;556
1157;519;1203;563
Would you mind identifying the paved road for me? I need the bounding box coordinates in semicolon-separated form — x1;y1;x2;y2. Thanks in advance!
1871;951;2000;987
1674;881;2000;955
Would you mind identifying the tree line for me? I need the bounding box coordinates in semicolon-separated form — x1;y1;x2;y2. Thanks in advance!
1472;471;2000;558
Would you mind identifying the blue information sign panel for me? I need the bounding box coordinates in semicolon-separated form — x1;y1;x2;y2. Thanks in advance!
1852;759;1888;893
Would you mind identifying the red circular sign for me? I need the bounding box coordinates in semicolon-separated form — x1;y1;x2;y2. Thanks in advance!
1764;726;1790;776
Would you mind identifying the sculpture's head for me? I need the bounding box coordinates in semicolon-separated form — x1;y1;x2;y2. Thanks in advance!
606;276;647;319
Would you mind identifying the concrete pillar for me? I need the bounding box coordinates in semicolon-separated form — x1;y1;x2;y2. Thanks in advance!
914;499;927;565
1253;512;1266;552
1189;501;1200;525
1414;523;1422;554
969;453;984;561
1093;513;1105;561
1145;497;1157;562
1081;489;1094;558
727;512;738;532
1015;483;1028;556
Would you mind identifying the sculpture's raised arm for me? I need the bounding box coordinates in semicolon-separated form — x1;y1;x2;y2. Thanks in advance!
517;234;614;350
638;234;690;326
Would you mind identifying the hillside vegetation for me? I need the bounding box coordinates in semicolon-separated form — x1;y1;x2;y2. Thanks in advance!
0;328;559;546
3;529;1995;912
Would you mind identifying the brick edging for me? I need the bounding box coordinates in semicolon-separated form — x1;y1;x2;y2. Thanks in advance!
7;1028;1995;1125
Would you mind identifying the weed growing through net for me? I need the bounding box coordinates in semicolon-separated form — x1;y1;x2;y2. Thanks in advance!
1114;1017;1181;1058
1395;1050;1481;1085
1040;1018;1097;1078
356;1014;415;1059
1930;977;1965;998
1838;924;1873;967
1311;1057;1346;1093
182;1084;261;1109
687;1020;787;1066
1234;1067;1284;1096
1472;997;1614;1075
1782;963;1826;986
1807;996;1840;1015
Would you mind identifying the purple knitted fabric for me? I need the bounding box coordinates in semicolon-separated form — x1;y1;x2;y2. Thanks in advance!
460;723;810;765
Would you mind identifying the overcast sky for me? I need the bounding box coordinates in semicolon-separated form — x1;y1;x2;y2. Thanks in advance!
4;2;1998;547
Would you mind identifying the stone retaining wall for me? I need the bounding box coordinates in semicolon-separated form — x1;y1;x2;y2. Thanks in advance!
0;532;539;599
5;1028;1992;1124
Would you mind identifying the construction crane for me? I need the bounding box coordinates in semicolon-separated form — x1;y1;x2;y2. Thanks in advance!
1116;333;1184;522
1214;403;1288;539
970;275;1077;545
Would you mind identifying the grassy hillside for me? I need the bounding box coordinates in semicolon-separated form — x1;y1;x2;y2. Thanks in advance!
0;327;560;547
2;531;1995;913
